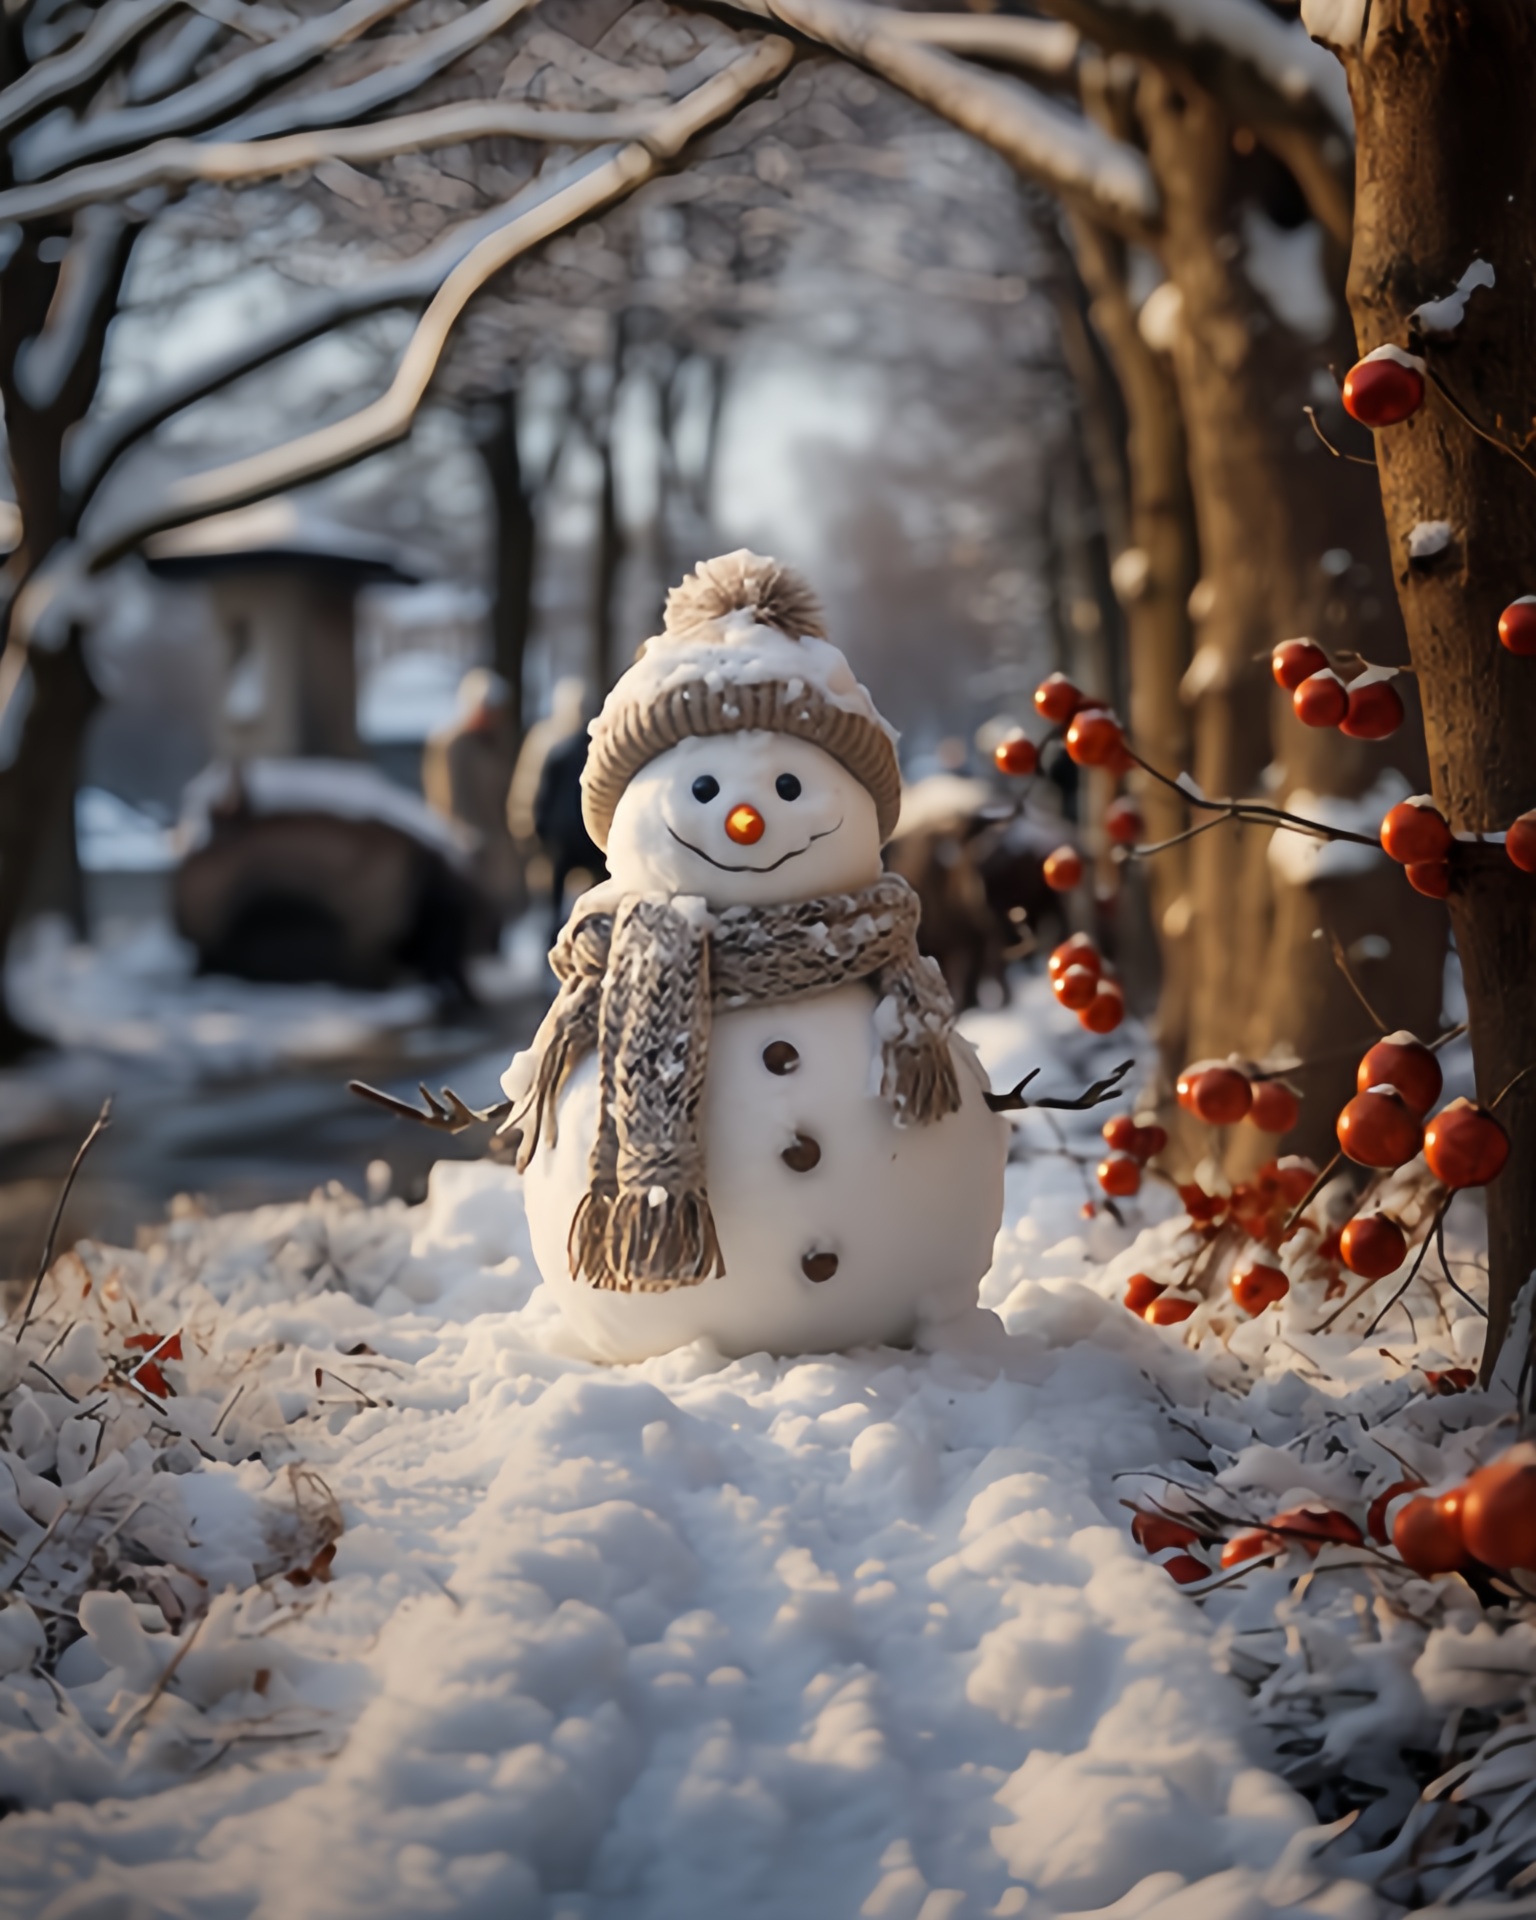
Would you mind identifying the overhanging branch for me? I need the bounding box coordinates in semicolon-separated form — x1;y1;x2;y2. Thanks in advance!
728;0;1159;237
81;36;797;569
0;0;183;142
0;98;692;225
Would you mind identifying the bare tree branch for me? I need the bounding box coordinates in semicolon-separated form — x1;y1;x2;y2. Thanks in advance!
81;35;797;567
727;0;1158;235
216;0;542;143
0;0;183;142
0;97;682;226
64;171;568;508
15;0;417;181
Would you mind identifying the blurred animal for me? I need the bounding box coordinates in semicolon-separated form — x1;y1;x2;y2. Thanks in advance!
884;775;1070;1009
175;761;482;996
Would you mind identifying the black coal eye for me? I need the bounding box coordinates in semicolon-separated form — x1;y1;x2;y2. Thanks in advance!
691;774;719;803
775;773;802;801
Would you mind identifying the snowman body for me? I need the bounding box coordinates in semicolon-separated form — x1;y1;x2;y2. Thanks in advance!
511;728;1008;1363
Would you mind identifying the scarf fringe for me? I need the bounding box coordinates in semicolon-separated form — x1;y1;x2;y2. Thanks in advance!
569;1186;723;1292
883;1031;961;1124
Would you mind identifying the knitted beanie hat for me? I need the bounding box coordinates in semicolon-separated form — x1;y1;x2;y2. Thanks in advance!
581;550;903;849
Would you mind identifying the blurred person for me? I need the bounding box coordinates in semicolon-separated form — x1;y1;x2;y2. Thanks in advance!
422;667;522;932
508;675;587;855
534;726;605;932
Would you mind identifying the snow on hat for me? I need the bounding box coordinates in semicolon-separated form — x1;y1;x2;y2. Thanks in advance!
581;550;902;849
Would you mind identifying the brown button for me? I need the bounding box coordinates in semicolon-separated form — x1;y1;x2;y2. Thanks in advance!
763;1040;800;1075
802;1250;838;1283
781;1132;821;1173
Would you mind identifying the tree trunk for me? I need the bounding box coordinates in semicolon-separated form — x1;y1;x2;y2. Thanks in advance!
472;389;537;744
1069;210;1199;1069
1343;0;1536;1364
1137;65;1445;1170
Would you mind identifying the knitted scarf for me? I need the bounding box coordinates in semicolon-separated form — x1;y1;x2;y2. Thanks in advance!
513;874;960;1292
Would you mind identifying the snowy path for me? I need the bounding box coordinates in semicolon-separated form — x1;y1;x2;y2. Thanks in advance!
0;1001;1379;1919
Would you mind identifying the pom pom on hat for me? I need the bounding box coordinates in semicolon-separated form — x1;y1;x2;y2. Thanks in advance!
581;550;901;849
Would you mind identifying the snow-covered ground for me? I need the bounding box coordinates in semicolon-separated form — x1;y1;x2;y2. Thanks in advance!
0;979;1521;1916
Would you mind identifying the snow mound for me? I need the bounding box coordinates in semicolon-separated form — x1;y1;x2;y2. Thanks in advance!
0;979;1520;1914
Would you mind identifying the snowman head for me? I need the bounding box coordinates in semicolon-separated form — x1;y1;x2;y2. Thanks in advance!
606;729;883;905
582;552;902;883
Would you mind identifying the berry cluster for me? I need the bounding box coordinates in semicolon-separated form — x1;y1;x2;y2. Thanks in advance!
1272;638;1404;741
1174;1059;1299;1135
1095;1110;1167;1199
1380;794;1536;894
1047;932;1124;1033
1335;1031;1508;1189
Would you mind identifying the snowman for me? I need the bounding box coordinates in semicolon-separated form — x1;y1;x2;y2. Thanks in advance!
504;551;1007;1362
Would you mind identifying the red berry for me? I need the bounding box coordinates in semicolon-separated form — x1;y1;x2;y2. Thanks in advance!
1105;797;1143;845
1293;670;1349;728
1145;1294;1196;1326
1272;1156;1318;1207
1269;1506;1363;1554
1367;1477;1424;1545
1357;1032;1442;1117
1048;934;1100;979
1393;1493;1466;1575
1380;798;1451;865
1175;1061;1219;1112
1131;1511;1198;1554
1247;1080;1299;1134
1043;846;1083;892
1508;810;1536;873
1461;1443;1536;1570
1425;1368;1476;1395
1034;673;1085;725
1341;348;1426;428
1064;708;1123;768
1102;1114;1143;1155
1136;1122;1168;1158
1423;1097;1510;1189
1097;1152;1142;1198
1163;1552;1209;1585
135;1359;170;1397
993;733;1038;778
1123;1273;1166;1314
1499;597;1536;657
1230;1262;1288;1314
1053;963;1098;1012
1336;1086;1422;1168
1405;860;1450;898
1081;982;1125;1034
1340;675;1405;741
1221;1531;1280;1569
1339;1214;1407;1279
1271;639;1329;691
1190;1065;1253;1126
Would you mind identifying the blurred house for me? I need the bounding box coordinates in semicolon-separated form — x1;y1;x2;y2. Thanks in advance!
145;496;425;763
143;501;490;992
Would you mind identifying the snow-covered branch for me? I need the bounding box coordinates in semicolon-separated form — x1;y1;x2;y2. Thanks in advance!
876;13;1081;77
82;36;796;566
14;0;417;180
0;99;681;226
0;0;183;141
1036;0;1353;240
215;0;542;144
728;0;1158;234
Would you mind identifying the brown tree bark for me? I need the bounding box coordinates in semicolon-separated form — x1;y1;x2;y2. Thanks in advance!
1135;64;1445;1170
471;387;537;745
1068;210;1198;1068
1342;0;1536;1364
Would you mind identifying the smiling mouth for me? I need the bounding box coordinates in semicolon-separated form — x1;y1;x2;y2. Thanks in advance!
666;819;844;873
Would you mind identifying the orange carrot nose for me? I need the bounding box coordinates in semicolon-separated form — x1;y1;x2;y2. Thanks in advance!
725;803;766;845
